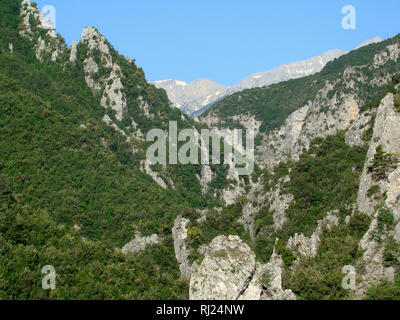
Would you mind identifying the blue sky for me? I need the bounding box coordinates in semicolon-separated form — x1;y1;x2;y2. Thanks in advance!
35;0;399;86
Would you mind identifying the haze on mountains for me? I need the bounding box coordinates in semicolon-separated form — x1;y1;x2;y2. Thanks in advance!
1;0;400;301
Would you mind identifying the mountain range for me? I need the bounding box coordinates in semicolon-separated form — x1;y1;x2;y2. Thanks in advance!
154;37;382;116
1;0;400;301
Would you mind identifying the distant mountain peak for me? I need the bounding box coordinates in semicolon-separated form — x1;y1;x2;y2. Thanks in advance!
154;48;348;116
356;36;383;50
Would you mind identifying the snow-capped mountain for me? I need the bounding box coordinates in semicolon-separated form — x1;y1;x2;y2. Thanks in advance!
153;78;228;115
154;37;382;116
232;49;346;91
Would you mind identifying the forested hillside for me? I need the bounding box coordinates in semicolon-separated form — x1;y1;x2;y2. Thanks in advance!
0;0;197;299
1;0;400;301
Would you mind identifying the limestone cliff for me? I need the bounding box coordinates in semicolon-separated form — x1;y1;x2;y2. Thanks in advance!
189;235;296;300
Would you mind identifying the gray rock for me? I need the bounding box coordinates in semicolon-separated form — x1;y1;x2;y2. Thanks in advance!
189;235;295;300
70;40;77;62
287;211;339;258
172;216;192;278
122;233;160;254
355;93;400;297
357;94;400;216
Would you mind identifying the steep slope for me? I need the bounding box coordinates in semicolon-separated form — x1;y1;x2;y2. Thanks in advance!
201;34;400;169
185;39;400;300
0;0;205;299
187;82;400;300
2;0;400;301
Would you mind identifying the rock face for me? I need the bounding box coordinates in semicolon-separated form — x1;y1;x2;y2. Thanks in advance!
189;235;257;300
69;40;77;62
189;235;296;300
122;233;160;254
256;86;362;169
155;50;345;116
357;94;400;216
81;27;127;121
268;176;294;232
140;160;168;190
287;211;340;258
239;175;293;240
19;0;64;62
201;39;400;171
355;93;400;296
172;216;192;278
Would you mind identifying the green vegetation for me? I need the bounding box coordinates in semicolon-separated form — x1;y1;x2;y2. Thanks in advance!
283;213;371;300
377;207;394;233
394;94;400;112
255;131;368;261
366;270;400;300
1;0;400;301
367;185;380;198
185;198;251;263
0;0;198;299
367;145;399;181
0;193;188;299
203;36;400;139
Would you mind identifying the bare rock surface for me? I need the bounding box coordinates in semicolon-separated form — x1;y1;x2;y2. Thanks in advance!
189;235;295;300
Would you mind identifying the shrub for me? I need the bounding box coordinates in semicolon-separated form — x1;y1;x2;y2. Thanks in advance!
377;208;394;232
394;94;400;112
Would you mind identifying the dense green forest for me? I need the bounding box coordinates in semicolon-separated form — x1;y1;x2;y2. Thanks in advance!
0;0;194;299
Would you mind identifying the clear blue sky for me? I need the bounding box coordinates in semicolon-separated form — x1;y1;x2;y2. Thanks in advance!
35;0;399;86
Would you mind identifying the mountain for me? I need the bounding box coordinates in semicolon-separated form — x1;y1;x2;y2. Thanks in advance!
193;34;400;299
1;0;400;301
153;78;228;115
356;36;383;49
0;0;237;299
155;38;384;117
232;49;346;91
154;49;348;116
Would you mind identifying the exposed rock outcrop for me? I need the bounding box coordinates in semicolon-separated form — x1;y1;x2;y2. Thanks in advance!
269;176;293;232
140;160;168;190
189;235;296;300
20;0;64;62
256;87;361;168
201;41;400;171
240;175;293;239
69;40;77;62
355;93;400;296
357;94;400;216
172;216;192;278
122;233;160;254
287;211;340;258
81;27;127;121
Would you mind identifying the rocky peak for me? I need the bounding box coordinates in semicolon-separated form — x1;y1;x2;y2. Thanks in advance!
81;27;112;64
80;26;126;121
19;0;64;62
